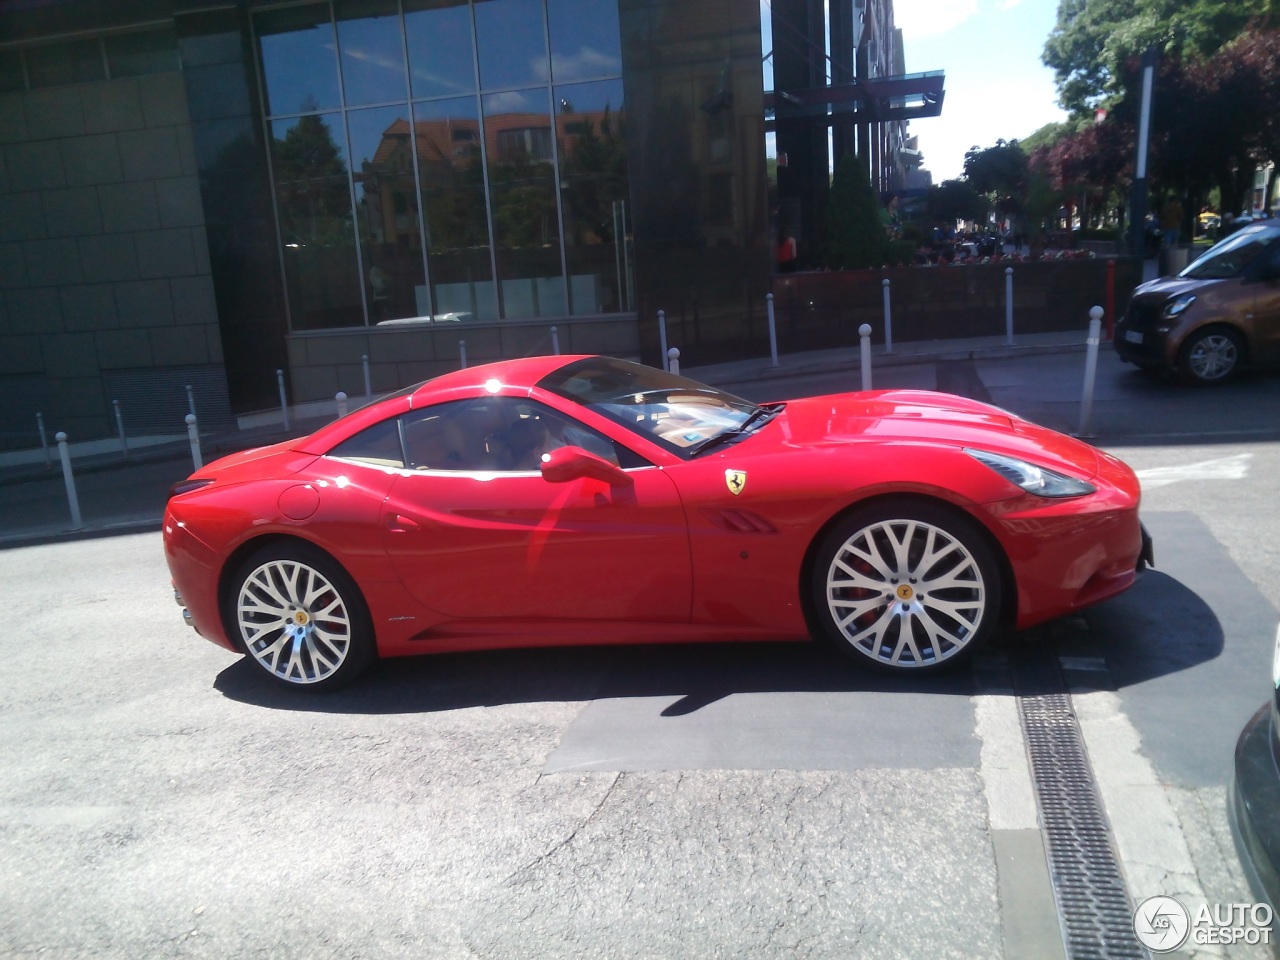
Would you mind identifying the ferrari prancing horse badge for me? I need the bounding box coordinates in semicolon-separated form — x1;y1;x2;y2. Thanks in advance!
725;469;747;496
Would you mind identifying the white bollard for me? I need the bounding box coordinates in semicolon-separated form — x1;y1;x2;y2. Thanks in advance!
185;384;196;418
667;347;680;377
550;325;560;355
859;323;873;391
276;369;290;430
766;293;778;367
1005;267;1015;346
362;354;371;397
55;432;82;529
658;309;668;370
1077;306;1104;437
185;414;203;470
459;339;468;369
36;412;51;469
881;279;894;354
336;391;348;418
113;399;129;459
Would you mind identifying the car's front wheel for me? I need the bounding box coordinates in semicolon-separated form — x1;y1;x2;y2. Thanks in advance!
811;501;1003;672
225;542;374;690
1178;326;1243;385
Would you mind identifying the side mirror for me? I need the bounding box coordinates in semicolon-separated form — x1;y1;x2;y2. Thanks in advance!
540;446;633;487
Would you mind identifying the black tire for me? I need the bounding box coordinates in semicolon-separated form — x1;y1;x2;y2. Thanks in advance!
224;541;374;691
1177;326;1243;385
810;500;1004;672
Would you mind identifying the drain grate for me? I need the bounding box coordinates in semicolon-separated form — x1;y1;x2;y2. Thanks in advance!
1014;643;1148;960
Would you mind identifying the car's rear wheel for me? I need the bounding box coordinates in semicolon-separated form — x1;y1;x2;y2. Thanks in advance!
811;501;1003;672
1178;327;1243;385
226;542;373;690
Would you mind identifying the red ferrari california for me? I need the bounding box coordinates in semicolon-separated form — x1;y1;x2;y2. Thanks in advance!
164;355;1150;689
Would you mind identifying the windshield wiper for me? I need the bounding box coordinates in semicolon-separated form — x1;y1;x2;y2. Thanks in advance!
688;404;781;458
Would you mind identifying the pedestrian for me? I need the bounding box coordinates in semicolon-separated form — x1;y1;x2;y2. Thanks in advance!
880;194;901;239
776;224;798;273
1161;197;1184;249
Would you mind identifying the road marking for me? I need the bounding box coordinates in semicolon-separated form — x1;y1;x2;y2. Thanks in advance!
1135;453;1252;489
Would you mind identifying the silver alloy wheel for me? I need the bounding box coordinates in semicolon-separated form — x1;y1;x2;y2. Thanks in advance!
824;517;987;668
1186;333;1238;381
236;558;353;684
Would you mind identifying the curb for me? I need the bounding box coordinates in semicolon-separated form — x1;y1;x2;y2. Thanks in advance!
0;517;163;551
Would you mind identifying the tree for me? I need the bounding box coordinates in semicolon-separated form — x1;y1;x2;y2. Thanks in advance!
824;153;891;270
1043;0;1276;117
963;140;1029;198
925;179;988;226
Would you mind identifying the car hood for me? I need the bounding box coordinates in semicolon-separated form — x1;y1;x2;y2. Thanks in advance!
1130;275;1218;301
770;390;1100;479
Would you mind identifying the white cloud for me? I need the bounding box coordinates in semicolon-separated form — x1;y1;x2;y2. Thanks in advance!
893;0;980;39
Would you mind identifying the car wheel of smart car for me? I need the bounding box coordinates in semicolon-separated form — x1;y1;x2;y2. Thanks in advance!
1178;327;1243;385
226;542;374;690
812;502;1003;672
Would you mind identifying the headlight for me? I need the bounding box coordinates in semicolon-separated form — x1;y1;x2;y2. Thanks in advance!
1162;294;1196;319
965;449;1096;498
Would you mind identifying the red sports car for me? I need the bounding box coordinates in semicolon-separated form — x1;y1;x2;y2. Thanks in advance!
164;355;1150;690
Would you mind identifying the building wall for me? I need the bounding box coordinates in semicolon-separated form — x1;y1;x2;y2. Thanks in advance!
0;70;225;446
621;0;771;367
0;0;767;442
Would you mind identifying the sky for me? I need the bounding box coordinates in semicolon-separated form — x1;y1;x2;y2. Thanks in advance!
893;0;1070;181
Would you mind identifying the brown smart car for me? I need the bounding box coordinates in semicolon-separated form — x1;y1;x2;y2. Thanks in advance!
1116;220;1280;384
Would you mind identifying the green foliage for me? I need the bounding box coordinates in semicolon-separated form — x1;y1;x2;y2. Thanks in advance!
1019;121;1076;154
824;153;891;270
1044;0;1277;116
963;140;1029;198
926;179;988;225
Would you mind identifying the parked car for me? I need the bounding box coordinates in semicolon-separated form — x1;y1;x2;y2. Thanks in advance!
1115;220;1280;384
1231;624;1280;912
164;356;1150;690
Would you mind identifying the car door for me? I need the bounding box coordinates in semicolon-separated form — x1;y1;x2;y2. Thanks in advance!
1251;242;1280;363
379;396;692;623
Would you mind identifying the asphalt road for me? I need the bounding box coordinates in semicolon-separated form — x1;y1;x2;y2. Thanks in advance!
2;353;1279;958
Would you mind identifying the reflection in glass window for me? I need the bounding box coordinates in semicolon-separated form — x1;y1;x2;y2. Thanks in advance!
348;106;427;324
547;0;621;81
270;114;362;329
414;97;496;321
105;29;179;78
26;39;104;88
555;80;629;314
257;7;341;115
484;88;562;319
474;0;548;90
336;0;407;106
404;0;476;99
0;51;24;93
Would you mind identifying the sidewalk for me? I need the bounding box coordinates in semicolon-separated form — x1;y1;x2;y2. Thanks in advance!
0;328;1100;550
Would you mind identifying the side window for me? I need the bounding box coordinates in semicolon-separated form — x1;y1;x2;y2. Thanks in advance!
400;397;648;472
328;417;405;467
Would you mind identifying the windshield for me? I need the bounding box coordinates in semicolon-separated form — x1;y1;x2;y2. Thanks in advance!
538;356;765;457
1181;223;1280;280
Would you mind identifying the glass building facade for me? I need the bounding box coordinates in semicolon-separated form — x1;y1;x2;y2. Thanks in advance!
0;0;768;439
254;0;631;332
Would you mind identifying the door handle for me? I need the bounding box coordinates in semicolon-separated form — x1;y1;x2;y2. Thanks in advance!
386;513;421;532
